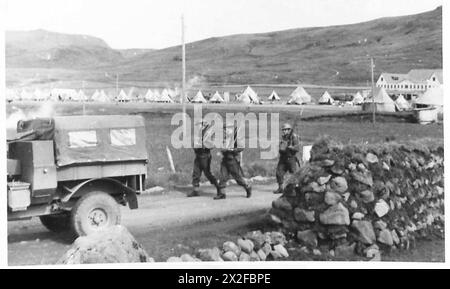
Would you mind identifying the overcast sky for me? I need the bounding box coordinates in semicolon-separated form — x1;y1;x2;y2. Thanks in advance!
5;0;443;49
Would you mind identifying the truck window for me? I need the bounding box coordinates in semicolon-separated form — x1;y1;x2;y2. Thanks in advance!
110;128;136;146
68;130;98;148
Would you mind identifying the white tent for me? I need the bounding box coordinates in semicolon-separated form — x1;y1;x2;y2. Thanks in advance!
20;89;34;101
97;90;110;102
318;91;334;105
77;90;88;102
91;90;100;101
209;91;225;103
223;92;230;103
395;94;411;111
415;86;443;107
362;87;396;112
287;86;311;104
155;89;174;103
144;89;155;102
240;86;261;104
50;88;78;101
191;90;207;103
33;88;47;101
117;89;130;102
353;92;364;105
268;90;281;102
152;89;161;101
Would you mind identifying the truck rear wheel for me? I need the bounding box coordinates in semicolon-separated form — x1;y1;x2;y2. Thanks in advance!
71;191;121;236
40;213;71;233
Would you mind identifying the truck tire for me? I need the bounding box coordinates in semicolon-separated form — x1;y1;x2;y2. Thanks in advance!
71;191;121;236
40;213;71;233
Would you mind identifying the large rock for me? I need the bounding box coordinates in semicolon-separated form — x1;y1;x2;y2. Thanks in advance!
319;203;350;226
58;225;151;264
297;230;318;247
222;251;238;261
197;247;224;262
237;238;255;254
317;175;332;186
374;200;390;217
324;191;342;206
244;231;269;250
223;241;241;256
358;190;375;203
351;220;376;244
334;243;356;258
378;229;394;246
272;244;289;258
351;171;373;187
366;153;379;164
330;177;348;193
265;232;287;246
294;208;315;223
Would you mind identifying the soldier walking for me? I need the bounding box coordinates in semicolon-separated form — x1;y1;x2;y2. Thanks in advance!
215;124;252;200
188;121;220;197
273;123;300;194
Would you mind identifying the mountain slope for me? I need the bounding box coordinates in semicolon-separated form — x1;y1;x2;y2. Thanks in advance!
112;6;442;86
6;6;442;87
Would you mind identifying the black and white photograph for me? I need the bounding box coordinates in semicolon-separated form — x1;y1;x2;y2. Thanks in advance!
1;0;447;270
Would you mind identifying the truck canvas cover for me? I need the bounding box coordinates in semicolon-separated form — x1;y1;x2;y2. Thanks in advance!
17;115;148;167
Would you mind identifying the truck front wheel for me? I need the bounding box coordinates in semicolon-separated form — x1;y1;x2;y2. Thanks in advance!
71;191;121;236
40;213;71;233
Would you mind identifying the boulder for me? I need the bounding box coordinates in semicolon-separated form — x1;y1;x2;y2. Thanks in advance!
239;252;251;261
294;208;315;223
358;190;375;203
319;203;350;226
330;177;348;193
334;243;356;258
223;241;241;256
237;238;254;254
351;171;373;187
366;153;379;163
222;251;238;261
352;220;376;245
197;247;223;262
273;244;289;258
244;231;269;250
364;244;380;258
167;256;183;262
374;200;390;217
352;212;365;220
324;191;342;206
378;229;394;246
266;232;287;246
373;220;387;230
296;230;318;247
261;243;272;256
391;230;400;245
249;251;261;261
317;175;332;186
180;254;199;262
58;225;151;264
257;249;267;261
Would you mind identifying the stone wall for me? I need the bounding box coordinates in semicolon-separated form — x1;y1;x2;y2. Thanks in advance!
269;139;444;259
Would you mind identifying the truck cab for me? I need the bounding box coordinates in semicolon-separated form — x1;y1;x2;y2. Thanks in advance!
7;115;148;236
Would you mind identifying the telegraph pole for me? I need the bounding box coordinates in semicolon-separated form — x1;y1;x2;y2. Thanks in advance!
371;57;376;124
181;15;187;135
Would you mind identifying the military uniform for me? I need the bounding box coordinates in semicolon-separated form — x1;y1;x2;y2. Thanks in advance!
215;128;251;199
274;124;300;194
188;123;220;197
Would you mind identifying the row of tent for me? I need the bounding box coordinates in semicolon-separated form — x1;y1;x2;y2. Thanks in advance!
363;86;443;112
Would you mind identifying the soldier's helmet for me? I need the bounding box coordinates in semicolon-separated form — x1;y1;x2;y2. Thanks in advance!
281;123;292;130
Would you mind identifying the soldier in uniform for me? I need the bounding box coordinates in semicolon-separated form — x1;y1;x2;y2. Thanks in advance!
273;123;300;194
188;121;220;197
215;124;252;200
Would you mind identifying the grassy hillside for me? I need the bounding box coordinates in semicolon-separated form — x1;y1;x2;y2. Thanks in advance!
5;6;442;87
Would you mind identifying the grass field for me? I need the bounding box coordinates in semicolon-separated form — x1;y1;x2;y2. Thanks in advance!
6;102;443;187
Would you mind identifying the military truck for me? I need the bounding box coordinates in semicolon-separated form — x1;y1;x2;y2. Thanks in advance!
7;115;148;236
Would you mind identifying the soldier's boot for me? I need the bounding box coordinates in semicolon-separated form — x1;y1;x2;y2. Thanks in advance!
187;186;200;197
273;184;284;194
214;187;226;200
245;185;252;198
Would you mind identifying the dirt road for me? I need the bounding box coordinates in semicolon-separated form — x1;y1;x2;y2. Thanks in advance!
7;183;279;266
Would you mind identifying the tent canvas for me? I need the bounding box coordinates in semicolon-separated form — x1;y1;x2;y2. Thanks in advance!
241;86;261;104
223;92;230;103
395;94;411;111
144;89;155;102
77;90;88;102
288;86;311;104
117;89;130;102
155;89;174;103
268;90;280;101
415;86;443;107
97;90;110;102
365;87;395;104
353;92;364;105
318;91;333;104
191;90;207;103
209;91;225;103
363;87;396;112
